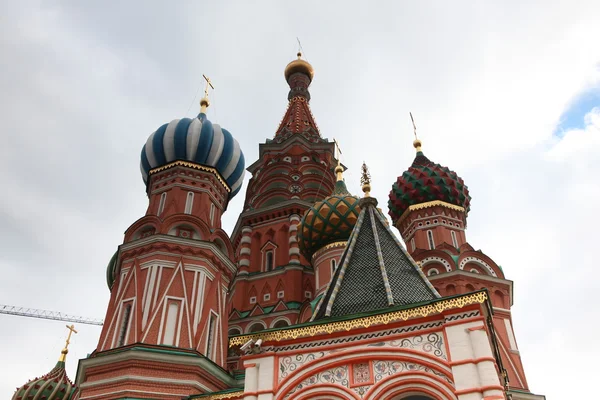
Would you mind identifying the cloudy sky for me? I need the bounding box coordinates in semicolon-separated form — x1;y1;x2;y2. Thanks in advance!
1;1;598;397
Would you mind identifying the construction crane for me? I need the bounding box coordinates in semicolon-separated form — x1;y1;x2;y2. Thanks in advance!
0;304;103;326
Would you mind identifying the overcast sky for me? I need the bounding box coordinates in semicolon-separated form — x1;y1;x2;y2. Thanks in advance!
1;1;598;398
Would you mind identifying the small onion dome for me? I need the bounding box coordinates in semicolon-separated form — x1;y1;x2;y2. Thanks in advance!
284;52;314;82
106;250;118;289
388;140;471;225
298;168;361;259
140;113;245;199
12;360;75;400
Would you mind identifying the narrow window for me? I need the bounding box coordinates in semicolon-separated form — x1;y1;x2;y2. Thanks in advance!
162;302;179;346
209;203;215;225
263;293;271;301
206;313;217;359
331;259;337;275
411;238;416;251
265;250;274;272
451;231;458;247
184;192;194;214
427;230;435;250
158;193;167;216
117;303;132;347
277;290;284;299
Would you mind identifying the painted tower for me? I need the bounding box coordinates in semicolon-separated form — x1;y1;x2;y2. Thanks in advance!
227;53;338;338
388;138;538;399
74;85;244;399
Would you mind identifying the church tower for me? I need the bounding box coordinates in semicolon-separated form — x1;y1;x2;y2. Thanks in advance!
227;53;338;340
388;138;538;399
75;83;243;399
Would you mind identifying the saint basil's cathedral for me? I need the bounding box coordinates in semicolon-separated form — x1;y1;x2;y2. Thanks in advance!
12;53;545;400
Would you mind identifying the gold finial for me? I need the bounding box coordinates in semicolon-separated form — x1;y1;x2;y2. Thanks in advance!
58;324;78;363
360;162;371;197
410;112;422;152
334;139;343;181
200;74;214;114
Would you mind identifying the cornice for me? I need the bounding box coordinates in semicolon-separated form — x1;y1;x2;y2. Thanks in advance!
395;200;466;228
149;160;230;193
119;234;237;276
229;291;487;346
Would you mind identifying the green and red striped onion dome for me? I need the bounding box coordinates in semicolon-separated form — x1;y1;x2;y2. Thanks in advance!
12;360;75;400
388;150;471;225
298;178;361;259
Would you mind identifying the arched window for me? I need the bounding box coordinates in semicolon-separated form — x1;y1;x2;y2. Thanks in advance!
248;323;265;333
427;268;439;276
228;327;241;336
184;192;194;214
272;319;290;329
265;250;274;272
451;230;458;247
158;192;167;216
427;230;435;250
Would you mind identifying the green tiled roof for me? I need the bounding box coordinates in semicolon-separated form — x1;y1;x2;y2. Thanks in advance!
314;196;439;319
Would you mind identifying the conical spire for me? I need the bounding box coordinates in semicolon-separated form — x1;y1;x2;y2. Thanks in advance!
313;166;439;320
274;53;323;144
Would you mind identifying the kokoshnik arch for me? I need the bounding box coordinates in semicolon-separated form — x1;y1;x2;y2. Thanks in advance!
12;53;545;400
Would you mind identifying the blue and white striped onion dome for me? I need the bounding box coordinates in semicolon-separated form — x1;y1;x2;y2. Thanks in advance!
140;113;245;198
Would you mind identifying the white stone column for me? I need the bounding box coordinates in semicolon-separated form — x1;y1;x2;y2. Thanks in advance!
288;215;301;264
238;226;252;274
468;326;504;399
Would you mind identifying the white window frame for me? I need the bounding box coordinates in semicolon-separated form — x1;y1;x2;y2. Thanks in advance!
209;203;215;225
427;230;435;250
277;290;284;299
205;311;218;359
158;192;167;216
265;250;274;272
263;293;271;301
451;230;458;248
249;296;257;304
184;191;194;214
115;301;133;348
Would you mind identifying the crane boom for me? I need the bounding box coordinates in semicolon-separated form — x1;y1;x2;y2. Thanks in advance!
0;304;103;326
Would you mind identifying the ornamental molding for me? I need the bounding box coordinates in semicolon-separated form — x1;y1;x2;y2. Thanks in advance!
149;160;230;193
459;256;497;277
190;391;243;400
229;291;487;346
395;200;465;228
312;241;347;262
420;257;453;272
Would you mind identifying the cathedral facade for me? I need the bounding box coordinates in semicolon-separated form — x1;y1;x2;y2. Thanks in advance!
13;54;544;400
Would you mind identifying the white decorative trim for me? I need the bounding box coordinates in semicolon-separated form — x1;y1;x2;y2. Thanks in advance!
239;259;250;267
459;256;497;277
420;256;453;272
240;248;251;255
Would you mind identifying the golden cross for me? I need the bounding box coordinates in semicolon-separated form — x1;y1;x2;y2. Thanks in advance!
59;324;78;362
410;112;418;140
203;74;214;99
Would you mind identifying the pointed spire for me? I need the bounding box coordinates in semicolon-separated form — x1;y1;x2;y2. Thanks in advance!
274;53;323;143
312;176;439;320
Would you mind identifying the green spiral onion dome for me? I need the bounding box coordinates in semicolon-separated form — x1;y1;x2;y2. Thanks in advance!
298;166;361;259
388;140;471;225
12;360;75;400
